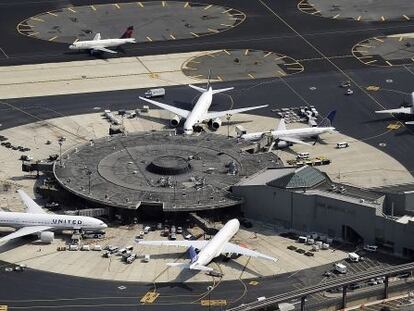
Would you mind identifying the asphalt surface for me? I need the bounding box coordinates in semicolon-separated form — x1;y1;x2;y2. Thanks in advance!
1;0;414;67
2;67;414;173
1;0;414;310
0;257;332;311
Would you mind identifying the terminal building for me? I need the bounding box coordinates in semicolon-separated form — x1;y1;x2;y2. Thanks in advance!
232;166;414;258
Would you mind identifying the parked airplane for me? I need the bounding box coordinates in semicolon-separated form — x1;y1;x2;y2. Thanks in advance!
139;81;268;135
136;219;277;272
241;110;336;148
0;190;107;244
375;92;414;124
69;26;136;54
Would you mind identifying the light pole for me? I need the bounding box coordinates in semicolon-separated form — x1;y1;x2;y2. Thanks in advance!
86;169;92;194
58;137;65;167
207;285;213;311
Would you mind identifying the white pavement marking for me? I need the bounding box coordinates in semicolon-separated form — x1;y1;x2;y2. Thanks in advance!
0;47;9;59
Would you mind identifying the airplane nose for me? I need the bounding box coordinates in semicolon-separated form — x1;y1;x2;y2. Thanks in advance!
69;45;75;49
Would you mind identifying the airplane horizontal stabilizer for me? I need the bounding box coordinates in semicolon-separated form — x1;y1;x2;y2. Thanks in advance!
211;87;234;95
188;84;207;93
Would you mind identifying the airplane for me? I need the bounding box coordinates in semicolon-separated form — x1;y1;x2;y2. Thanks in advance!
375;91;414;124
136;218;277;272
138;78;268;135
0;190;107;244
69;26;136;54
240;110;336;148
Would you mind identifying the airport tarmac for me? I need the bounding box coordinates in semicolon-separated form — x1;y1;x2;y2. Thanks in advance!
0;110;409;283
2;0;414;67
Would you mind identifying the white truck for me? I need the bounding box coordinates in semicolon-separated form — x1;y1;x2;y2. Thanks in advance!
334;263;348;274
144;88;165;98
348;252;360;262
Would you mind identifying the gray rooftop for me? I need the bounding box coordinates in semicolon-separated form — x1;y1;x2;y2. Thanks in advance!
267;166;326;189
54;131;281;212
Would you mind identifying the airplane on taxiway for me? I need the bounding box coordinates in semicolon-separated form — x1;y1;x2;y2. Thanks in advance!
139;73;268;135
69;26;136;54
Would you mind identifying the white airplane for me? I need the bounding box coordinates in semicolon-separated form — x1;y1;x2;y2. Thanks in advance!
0;190;107;244
241;110;336;148
136;219;277;272
139;81;268;135
69;26;136;54
375;92;414;124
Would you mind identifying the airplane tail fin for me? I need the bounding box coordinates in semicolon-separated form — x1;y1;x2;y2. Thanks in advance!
93;33;101;41
188;246;198;264
17;190;46;214
318;110;336;127
206;69;212;89
120;26;134;39
276;118;286;131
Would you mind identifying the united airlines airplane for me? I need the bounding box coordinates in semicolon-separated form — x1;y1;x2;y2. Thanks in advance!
136;219;277;272
69;26;136;54
241;110;336;148
0;190;107;244
139;80;268;135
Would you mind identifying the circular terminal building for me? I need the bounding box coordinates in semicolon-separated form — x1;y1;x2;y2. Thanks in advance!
54;131;280;216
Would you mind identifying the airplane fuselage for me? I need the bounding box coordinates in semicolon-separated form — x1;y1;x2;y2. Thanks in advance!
0;212;106;231
242;126;335;142
191;219;239;269
69;38;136;50
183;89;213;135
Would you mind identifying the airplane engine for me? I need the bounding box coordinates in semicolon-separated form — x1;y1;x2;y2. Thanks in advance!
39;231;54;244
208;118;222;130
277;141;290;149
170;115;181;127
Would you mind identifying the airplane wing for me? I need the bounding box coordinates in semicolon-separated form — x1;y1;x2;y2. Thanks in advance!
17;190;47;214
93;47;117;54
136;239;209;250
188;84;207;93
222;242;278;262
205;104;268;120
278;136;312;146
0;226;52;244
138;96;190;118
375;107;412;114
